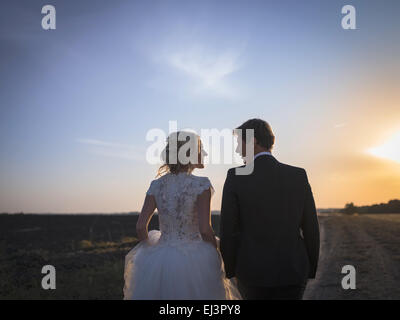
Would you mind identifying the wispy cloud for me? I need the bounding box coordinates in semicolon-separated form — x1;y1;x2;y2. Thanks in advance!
77;138;142;161
334;123;347;128
165;46;242;98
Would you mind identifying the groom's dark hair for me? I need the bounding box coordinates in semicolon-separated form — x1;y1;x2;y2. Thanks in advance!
236;118;275;150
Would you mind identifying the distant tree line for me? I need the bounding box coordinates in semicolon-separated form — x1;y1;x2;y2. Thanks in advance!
342;199;400;214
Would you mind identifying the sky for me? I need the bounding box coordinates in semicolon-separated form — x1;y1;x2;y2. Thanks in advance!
0;0;399;213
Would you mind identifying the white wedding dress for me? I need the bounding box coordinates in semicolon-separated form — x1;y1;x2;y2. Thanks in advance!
123;172;242;300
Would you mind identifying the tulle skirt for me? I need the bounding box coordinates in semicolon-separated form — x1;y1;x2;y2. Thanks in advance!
123;230;242;300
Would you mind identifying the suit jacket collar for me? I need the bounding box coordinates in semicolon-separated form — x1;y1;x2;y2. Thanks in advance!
254;151;272;160
254;153;278;164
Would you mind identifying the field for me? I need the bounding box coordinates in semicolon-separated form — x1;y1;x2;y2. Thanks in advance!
0;213;221;300
1;213;400;299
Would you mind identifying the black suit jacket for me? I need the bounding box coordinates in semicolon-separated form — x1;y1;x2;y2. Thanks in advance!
219;155;320;287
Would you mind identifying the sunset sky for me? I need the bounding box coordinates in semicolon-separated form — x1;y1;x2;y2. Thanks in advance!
1;0;399;213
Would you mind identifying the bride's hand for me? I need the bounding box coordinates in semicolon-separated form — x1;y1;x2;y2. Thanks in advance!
215;236;221;251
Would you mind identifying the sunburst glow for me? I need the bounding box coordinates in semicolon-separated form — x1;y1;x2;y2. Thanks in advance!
367;131;400;163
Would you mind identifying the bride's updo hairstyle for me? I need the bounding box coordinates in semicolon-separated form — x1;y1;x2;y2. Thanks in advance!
157;131;203;177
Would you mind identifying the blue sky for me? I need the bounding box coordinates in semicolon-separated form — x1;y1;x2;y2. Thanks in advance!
1;0;400;212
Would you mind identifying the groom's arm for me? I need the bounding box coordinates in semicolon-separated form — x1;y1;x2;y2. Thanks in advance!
300;169;320;279
220;168;241;279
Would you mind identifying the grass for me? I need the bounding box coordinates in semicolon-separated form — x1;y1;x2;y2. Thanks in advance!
0;213;221;299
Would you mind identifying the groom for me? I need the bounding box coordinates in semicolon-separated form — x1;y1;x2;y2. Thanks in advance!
219;118;320;300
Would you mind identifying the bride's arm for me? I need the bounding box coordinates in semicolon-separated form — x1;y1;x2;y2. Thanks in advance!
136;195;156;241
197;188;218;249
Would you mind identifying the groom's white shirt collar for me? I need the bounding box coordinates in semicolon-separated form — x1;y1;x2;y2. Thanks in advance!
254;151;272;160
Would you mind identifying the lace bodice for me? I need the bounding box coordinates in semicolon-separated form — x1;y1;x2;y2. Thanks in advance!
146;172;214;244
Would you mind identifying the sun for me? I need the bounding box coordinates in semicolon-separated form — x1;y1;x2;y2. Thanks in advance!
367;131;400;163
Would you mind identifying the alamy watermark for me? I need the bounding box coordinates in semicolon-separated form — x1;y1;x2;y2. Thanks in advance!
341;265;356;290
146;121;255;175
41;5;56;30
41;4;357;31
41;265;56;290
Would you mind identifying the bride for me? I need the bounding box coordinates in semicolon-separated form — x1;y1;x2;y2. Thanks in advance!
123;131;241;300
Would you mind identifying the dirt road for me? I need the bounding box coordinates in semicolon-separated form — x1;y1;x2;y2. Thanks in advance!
303;214;400;300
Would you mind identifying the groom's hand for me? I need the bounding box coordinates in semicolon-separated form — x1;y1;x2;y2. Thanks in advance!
231;277;238;286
